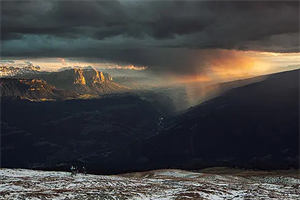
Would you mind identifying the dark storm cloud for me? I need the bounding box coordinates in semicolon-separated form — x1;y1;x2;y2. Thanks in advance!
1;0;299;73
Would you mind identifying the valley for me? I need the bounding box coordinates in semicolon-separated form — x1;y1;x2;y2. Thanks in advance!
1;69;299;174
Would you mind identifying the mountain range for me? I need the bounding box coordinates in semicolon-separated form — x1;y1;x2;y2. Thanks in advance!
1;69;299;174
0;67;126;100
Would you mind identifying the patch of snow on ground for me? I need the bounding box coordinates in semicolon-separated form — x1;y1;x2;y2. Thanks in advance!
0;168;299;200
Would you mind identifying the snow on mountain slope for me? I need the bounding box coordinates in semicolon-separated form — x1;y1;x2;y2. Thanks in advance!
0;168;299;200
0;65;41;77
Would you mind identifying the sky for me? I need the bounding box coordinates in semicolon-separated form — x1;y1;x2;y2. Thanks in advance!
1;0;299;82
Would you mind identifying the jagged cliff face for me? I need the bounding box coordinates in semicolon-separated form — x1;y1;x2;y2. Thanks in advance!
42;68;123;94
73;69;87;85
70;68;109;85
74;68;108;85
0;68;126;100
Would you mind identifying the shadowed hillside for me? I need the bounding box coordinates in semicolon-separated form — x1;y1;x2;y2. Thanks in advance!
128;70;299;171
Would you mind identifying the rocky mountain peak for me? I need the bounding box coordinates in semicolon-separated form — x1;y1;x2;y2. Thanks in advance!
72;68;87;85
58;68;112;86
82;68;105;84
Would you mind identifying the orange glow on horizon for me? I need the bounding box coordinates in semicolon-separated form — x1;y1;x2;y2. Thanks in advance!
207;50;271;81
176;50;299;84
